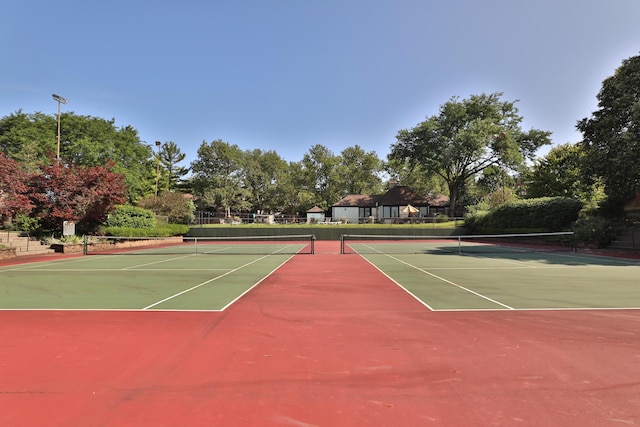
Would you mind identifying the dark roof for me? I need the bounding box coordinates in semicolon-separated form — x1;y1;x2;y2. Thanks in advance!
332;186;449;207
331;194;380;207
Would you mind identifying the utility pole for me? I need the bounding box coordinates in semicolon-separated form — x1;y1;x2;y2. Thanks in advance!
52;94;69;163
155;141;162;196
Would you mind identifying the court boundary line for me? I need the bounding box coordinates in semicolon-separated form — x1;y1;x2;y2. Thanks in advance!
0;248;300;312
143;249;298;310
359;255;435;311
358;244;514;310
358;250;640;312
433;306;640;312
379;253;514;310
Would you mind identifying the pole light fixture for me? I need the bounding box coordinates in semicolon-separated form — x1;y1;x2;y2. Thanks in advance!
52;93;69;163
155;141;162;196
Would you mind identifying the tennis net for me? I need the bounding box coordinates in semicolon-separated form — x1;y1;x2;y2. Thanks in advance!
340;232;575;255
84;234;316;255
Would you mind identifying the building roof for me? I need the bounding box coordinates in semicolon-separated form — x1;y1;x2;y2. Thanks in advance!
306;205;325;213
331;194;380;207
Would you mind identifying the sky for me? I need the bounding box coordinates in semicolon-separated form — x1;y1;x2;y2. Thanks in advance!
2;0;639;166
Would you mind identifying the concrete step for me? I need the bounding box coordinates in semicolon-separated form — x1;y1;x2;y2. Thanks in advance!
0;232;55;256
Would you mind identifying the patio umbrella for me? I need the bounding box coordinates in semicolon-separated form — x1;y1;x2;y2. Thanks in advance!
401;204;419;214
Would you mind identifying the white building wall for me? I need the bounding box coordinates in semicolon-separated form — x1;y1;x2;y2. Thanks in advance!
331;207;359;223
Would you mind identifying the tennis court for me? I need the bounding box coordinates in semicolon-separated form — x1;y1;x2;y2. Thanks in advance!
2;232;640;313
0;235;314;311
341;233;640;311
1;235;640;426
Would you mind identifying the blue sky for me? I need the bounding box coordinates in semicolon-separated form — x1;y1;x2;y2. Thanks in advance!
2;1;639;166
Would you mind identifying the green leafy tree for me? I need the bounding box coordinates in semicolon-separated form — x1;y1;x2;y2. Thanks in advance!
274;161;315;215
475;165;514;196
336;145;384;195
577;54;640;212
0;111;154;202
385;159;448;196
300;144;342;211
191;140;251;217
0;111;56;172
242;149;288;213
158;141;189;191
524;143;601;203
389;93;551;215
61;117;153;202
138;192;195;224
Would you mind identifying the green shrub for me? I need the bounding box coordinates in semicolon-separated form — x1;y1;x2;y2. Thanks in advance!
12;214;41;234
466;197;583;232
137;193;195;224
104;205;157;229
572;216;622;247
101;224;189;237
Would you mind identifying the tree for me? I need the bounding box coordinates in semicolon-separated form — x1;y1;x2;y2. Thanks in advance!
0;111;56;172
138;192;195;224
159;141;189;192
336;145;384;195
389;93;551;215
300;144;342;211
523;143;600;201
0;111;154;202
274;161;315;215
27;161;127;233
386;159;449;196
190;140;251;217
61;116;153;202
577;54;640;212
0;152;33;222
242;149;288;213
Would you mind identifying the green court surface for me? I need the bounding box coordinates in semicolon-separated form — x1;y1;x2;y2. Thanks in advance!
3;237;640;312
0;253;294;311
358;249;640;311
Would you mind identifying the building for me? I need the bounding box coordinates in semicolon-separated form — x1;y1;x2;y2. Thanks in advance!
306;205;326;223
331;183;449;224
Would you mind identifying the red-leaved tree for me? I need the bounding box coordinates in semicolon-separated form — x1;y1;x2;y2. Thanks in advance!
0;152;33;222
28;160;127;233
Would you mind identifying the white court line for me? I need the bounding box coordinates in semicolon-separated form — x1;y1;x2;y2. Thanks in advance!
416;264;640;271
1;268;232;272
121;254;199;270
359;244;513;310
142;245;298;310
387;253;514;310
434;306;640;312
0;254;102;272
359;255;435;311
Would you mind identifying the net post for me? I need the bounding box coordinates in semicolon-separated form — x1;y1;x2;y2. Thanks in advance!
340;235;345;254
83;235;88;255
311;234;315;254
194;237;198;254
458;236;462;255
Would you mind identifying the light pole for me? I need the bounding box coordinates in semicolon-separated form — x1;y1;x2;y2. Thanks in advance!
52;94;69;163
155;141;162;196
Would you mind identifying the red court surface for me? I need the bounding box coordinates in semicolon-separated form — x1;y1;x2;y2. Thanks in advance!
1;241;640;426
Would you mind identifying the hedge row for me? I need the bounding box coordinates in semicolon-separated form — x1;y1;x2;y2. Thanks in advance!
104;205;157;229
466;197;583;232
101;224;190;237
